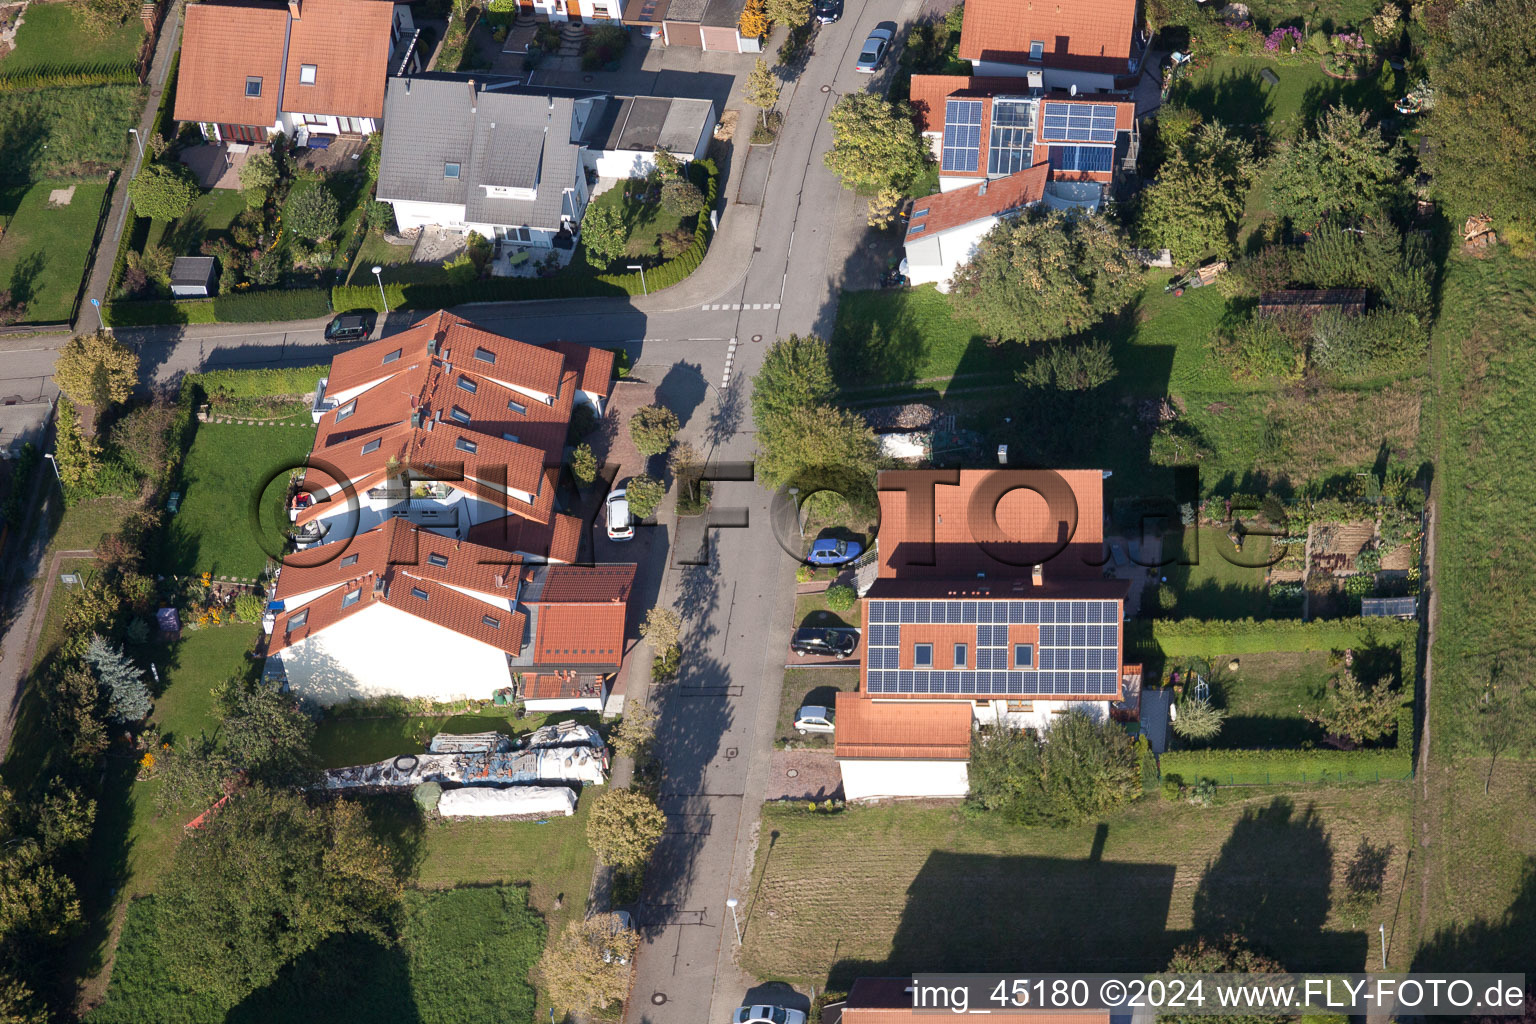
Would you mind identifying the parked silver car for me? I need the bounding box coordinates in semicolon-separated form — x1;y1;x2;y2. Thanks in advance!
794;705;836;734
733;1007;807;1024
855;26;893;72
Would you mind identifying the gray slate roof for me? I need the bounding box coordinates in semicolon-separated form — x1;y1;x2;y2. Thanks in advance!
377;76;595;230
581;95;715;154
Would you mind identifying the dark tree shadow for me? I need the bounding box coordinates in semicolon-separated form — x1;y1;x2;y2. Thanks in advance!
1173;68;1277;146
1412;856;1536;972
225;932;422;1024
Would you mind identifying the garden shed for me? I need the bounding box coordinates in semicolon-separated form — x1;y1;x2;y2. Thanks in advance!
170;257;218;298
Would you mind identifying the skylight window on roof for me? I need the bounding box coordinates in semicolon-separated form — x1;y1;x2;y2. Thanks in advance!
383;348;402;364
287;607;308;630
335;399;356;422
300;64;317;85
482;615;501;628
410;587;429;601
445;163;461;179
455;437;478;453
246;76;263;97
448;406;471;425
912;206;931;218
428;552;449;567
1029;39;1044;60
456;376;477;394
507;398;527;415
342;589;361;608
908;223;927;235
341;553;359;567
361;438;382;454
941;99;983;172
474;347;495;364
988;98;1034;175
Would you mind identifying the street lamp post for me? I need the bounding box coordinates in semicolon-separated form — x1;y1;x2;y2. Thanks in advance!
128;127;145;164
43;453;62;485
787;487;802;538
90;297;104;332
372;265;388;312
626;264;648;296
725;897;741;945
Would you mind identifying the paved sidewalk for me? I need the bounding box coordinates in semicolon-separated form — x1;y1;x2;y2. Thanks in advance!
81;0;185;325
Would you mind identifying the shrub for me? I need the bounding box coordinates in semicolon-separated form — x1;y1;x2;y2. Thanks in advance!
661;177;706;217
796;565;815;583
580;202;627;268
1171;697;1226;740
652;646;680;682
625;474;664;518
824;584;856;611
629;404;679;456
286;185;341;241
239;152;280;208
128;163;198;222
571;443;597;487
234;592;266;623
366;200;396;232
586;788;666;870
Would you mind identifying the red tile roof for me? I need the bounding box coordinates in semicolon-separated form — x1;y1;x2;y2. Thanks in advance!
547;342;617;399
533;605;627;668
908;75;1029;132
957;0;1137;74
875;469;1107;579
175;0;393;127
843;979;1112;1024
283;0;395;121
465;511;584;564
174;1;288;127
539;564;635;604
522;672;610;701
833;694;972;760
906;164;1048;238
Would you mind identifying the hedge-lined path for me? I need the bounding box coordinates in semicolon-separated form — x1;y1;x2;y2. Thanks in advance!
80;0;185;325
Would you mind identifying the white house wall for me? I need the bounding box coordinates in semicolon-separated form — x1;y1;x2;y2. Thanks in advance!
275;602;512;705
390;198;467;231
525;694;606;713
905;217;1001;293
280;113;378;137
839;758;969;801
967;59;1118;92
972;698;1112;731
591;150;659;181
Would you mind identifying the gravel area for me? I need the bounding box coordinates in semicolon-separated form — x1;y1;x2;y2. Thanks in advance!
768;750;843;802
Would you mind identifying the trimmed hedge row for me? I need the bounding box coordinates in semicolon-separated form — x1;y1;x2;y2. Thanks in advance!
186;364;330;399
1160;704;1415;785
1129;616;1417;656
104;288;331;327
332;159;721;313
0;62;138;93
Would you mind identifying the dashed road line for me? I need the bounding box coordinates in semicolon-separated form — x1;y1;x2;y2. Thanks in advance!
699;303;780;311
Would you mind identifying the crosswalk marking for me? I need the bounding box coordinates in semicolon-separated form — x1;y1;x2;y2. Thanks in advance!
700;303;781;311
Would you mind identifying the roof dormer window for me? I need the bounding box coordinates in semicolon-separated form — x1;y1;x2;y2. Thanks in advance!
448;406;471;425
245;76;263;97
1029;39;1044;60
300;64;317;85
445;162;461;179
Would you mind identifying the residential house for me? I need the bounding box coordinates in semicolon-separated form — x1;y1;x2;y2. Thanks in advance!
830;978;1116;1024
296;309;613;563
377;77;714;247
518;0;625;25
264;517;635;708
909;75;1139;204
956;0;1147;91
834;469;1133;802
901;164;1048;291
174;0;404;145
621;0;755;51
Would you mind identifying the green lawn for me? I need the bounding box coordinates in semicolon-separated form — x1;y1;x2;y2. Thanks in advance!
829;285;1006;393
1173;55;1401;142
793;591;862;630
0;84;141;184
91;885;544;1024
0;178;109;322
312;709;601;769
156;422;316;578
777;666;858;748
0;4;144;72
1211;649;1332;749
582;182;695;270
346;228;414;285
1235;0;1377;32
741;785;1415;985
1163;527;1272;620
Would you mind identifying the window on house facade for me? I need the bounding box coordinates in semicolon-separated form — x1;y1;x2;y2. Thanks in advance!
302;114;328;127
1007;700;1035;712
1015;643;1034;668
342;589;361;608
361;438;382;454
445;162;461;179
246;76;263;97
300;64;317;84
914;643;933;667
954;643;968;668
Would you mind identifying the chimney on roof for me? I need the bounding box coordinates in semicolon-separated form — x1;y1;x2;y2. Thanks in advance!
468;78;477;113
1032;563;1044;586
288;0;300;19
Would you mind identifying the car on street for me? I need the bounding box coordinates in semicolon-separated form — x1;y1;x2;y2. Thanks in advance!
791;627;858;659
794;705;836;734
601;910;635;964
606;488;634;541
806;537;862;566
733;1007;807;1024
854;25;893;72
324;312;373;342
814;0;841;22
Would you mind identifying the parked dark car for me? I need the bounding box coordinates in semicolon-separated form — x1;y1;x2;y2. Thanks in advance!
791;627;858;659
324;313;374;342
814;0;841;22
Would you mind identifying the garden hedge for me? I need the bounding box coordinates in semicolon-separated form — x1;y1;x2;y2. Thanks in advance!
104;288;331;327
332;159;721;313
1128;616;1417;657
1160;702;1415;785
0;62;138;93
185;364;330;399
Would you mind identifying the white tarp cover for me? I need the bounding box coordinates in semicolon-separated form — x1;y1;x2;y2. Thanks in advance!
320;746;607;790
438;786;576;818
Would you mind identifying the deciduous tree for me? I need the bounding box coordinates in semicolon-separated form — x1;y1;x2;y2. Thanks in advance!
624;473;664;518
53;331;138;412
948;211;1140;344
586;788;666;870
764;0;811;27
127;162;198;222
751;334;835;431
1304;667;1400;746
217;681;316;787
1015;339;1118;391
629;404;679;456
1268;105;1404;229
755;403;880;492
286;186;340;241
581;202;628;268
967;711;1140;824
825;93;928;196
612;700;657;760
744;59;780;127
238;152;280;209
641;607;681;655
738;0;769;38
1164;936;1286;1024
538;914;639;1013
1138;120;1255;262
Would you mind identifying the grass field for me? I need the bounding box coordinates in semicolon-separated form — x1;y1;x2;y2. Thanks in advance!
830;286;1003;393
793;591;862;630
0;5;144;71
1172;55;1400;142
156;422;316;578
741;785;1415;985
0;84;142;184
583;182;696;269
1163;527;1273;620
90;884;544;1024
346;228;414;285
1213;649;1331;748
0;178;108;322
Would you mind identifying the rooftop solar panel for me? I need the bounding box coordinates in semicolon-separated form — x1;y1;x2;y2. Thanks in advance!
942;99;983;172
1038;101;1119;143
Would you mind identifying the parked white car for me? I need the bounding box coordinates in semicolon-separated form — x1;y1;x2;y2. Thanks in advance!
601;910;635;964
793;706;835;734
606;488;634;541
733;1007;806;1024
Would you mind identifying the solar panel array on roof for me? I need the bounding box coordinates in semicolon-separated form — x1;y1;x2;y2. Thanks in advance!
864;599;1120;696
942;99;983;172
988;98;1033;175
1038;102;1118;143
1048;144;1114;173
